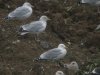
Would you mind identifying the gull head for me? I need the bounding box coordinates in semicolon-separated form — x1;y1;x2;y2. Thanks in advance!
58;44;66;49
55;71;64;75
23;2;33;7
69;61;79;70
39;15;50;21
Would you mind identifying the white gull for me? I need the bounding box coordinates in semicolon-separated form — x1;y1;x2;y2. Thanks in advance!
5;2;33;20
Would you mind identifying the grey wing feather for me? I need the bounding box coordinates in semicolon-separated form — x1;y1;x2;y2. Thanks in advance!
41;48;62;59
9;6;30;18
84;0;99;3
22;21;44;32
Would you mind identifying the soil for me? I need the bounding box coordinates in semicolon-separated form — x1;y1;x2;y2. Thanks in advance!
0;0;100;75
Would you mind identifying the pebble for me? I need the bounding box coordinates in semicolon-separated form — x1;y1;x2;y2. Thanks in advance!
12;40;20;44
40;41;50;49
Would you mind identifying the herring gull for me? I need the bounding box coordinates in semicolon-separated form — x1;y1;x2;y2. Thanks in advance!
19;15;50;35
80;0;100;6
64;61;79;73
79;0;100;12
38;44;67;60
5;2;33;20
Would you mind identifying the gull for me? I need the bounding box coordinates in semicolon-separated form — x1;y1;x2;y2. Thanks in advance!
37;44;67;60
80;0;100;6
55;71;65;75
19;15;49;35
64;61;79;73
79;0;100;12
90;67;100;75
5;2;33;20
95;24;100;30
18;15;50;40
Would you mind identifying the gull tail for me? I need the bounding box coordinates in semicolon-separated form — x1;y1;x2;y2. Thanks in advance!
20;32;28;35
18;27;29;35
4;16;13;20
33;57;48;62
33;57;41;62
4;16;10;20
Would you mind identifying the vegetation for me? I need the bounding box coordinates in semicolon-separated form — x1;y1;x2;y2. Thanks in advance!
0;0;100;75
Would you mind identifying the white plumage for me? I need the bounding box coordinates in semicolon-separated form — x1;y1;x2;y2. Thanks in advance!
91;67;100;75
95;24;100;30
64;61;79;72
55;71;65;75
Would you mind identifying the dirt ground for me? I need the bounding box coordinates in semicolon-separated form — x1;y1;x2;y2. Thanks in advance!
0;0;100;75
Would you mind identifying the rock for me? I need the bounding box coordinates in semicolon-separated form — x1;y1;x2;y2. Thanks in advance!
12;40;20;44
1;28;5;32
40;41;50;49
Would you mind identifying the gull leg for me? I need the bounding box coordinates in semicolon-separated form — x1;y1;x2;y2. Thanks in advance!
52;60;64;67
83;5;86;13
34;33;40;42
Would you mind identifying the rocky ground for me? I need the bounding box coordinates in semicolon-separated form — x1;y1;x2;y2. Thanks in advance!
0;0;100;75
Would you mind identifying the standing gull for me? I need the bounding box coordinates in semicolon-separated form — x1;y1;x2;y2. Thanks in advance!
79;0;100;12
19;15;50;40
5;2;33;20
37;44;67;60
55;71;65;75
80;0;100;6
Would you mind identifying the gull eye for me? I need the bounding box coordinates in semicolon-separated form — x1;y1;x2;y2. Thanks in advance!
72;62;75;65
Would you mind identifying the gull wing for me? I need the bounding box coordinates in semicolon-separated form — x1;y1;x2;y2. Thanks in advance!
40;48;62;59
20;21;45;33
9;6;31;18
